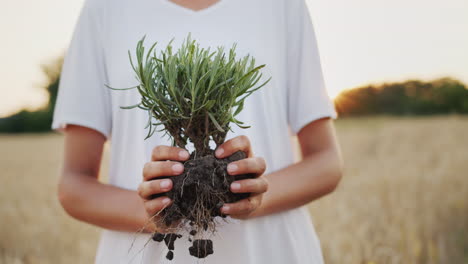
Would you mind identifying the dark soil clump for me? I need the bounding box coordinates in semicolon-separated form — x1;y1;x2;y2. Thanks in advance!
189;239;214;258
152;232;182;260
162;150;253;227
151;150;253;228
164;233;182;250
152;232;165;242
166;250;174;260
151;150;254;260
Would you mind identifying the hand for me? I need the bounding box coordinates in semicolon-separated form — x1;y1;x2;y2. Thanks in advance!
215;135;268;219
137;145;190;232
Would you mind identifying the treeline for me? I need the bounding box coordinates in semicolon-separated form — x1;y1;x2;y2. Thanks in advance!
0;57;61;133
335;78;468;116
1;55;467;133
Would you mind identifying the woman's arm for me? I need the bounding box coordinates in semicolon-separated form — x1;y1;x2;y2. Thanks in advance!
61;118;341;229
152;118;341;220
252;118;343;217
212;118;342;219
57;125;153;232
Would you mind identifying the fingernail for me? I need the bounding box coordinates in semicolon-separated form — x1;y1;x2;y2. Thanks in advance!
160;180;171;189
227;164;238;173
179;150;189;159
162;198;171;205
231;182;241;191
222;205;230;213
215;147;224;157
172;163;184;174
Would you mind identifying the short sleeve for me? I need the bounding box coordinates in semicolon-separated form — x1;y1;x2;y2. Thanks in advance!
286;0;337;134
52;0;112;138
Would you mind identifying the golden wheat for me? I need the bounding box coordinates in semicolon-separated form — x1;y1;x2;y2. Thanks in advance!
309;116;468;264
0;117;466;263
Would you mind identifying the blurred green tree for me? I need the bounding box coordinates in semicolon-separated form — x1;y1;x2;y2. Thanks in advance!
335;78;468;117
0;56;62;133
1;58;467;132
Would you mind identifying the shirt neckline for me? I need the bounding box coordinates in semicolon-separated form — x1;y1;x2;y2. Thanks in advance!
160;0;227;16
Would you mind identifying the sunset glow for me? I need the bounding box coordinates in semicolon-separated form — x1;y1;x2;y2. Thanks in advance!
1;0;467;116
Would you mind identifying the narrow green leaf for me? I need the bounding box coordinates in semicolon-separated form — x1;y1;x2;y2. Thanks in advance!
208;112;225;133
233;100;244;116
120;103;141;109
105;83;139;90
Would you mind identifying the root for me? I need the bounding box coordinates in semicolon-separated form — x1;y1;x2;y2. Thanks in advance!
137;150;252;260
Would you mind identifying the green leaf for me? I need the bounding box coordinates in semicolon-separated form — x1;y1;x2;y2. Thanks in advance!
105;83;139;90
236;124;250;129
233;100;244;116
205;100;216;109
111;33;270;150
208;112;225;133
120;103;141;109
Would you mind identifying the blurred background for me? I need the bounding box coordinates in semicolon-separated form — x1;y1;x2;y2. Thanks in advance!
1;0;467;263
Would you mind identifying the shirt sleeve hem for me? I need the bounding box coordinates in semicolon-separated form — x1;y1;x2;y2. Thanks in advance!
52;118;111;139
291;110;338;135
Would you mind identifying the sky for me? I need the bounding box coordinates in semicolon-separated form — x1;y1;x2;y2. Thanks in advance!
0;0;467;117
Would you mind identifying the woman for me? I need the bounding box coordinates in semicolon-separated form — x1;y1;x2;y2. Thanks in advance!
53;0;343;263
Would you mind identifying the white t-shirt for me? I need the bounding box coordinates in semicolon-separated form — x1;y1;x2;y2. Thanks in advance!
52;0;337;263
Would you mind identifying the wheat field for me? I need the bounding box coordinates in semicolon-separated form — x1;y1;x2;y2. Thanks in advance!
1;117;467;264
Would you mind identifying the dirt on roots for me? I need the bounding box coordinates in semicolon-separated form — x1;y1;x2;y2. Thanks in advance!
151;150;254;260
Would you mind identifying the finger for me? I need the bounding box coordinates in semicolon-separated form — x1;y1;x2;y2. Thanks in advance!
230;177;269;194
152;145;190;162
144;196;172;216
215;135;252;159
227;157;266;176
143;161;184;181
221;196;260;215
138;179;173;199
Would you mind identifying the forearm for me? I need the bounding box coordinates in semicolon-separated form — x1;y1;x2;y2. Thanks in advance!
253;148;342;217
58;173;150;233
